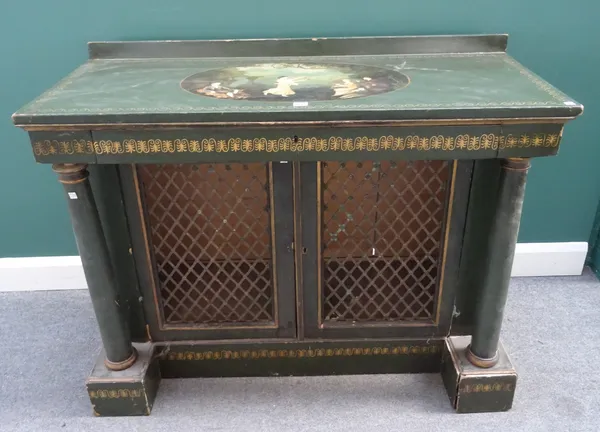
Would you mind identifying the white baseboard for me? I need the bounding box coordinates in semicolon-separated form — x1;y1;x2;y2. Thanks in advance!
0;242;589;292
0;256;85;292
511;242;588;277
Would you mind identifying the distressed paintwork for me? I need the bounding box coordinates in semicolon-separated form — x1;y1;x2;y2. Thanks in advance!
469;158;530;363
53;164;135;365
86;343;160;416
442;336;517;413
157;338;444;378
13;50;580;125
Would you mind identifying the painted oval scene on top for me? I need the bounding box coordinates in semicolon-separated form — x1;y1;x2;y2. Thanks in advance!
180;62;410;102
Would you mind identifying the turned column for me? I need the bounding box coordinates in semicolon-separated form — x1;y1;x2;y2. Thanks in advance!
467;158;530;368
53;163;137;371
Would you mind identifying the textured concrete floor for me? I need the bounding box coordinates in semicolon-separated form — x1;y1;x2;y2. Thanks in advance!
1;271;600;431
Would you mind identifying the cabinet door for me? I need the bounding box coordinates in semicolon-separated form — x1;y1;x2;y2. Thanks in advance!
299;160;471;339
122;162;296;341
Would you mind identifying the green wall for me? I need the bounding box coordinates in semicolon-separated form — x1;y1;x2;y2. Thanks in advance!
1;1;598;257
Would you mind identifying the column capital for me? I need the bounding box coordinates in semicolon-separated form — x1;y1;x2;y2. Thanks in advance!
502;158;531;171
52;163;89;184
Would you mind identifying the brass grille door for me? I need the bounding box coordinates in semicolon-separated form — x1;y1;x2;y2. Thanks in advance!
128;162;296;341
300;160;469;339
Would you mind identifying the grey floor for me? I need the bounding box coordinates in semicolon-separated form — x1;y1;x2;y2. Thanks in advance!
1;272;600;432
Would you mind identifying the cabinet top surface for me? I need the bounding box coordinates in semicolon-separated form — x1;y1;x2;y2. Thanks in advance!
13;35;582;126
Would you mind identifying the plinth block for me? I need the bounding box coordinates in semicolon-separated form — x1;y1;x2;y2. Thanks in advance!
86;343;160;416
441;336;517;413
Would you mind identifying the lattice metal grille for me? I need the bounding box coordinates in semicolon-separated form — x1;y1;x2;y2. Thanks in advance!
138;163;275;325
321;161;450;323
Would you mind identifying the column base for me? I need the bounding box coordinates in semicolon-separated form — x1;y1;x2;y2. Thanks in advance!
465;345;499;368
441;336;517;413
86;343;161;416
104;347;138;371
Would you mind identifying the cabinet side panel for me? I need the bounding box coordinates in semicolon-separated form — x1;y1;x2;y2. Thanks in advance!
451;159;502;334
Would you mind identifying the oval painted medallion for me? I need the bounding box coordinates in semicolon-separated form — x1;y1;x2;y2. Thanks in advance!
181;62;410;102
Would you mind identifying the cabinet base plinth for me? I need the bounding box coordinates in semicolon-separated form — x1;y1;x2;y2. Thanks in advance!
442;336;517;413
82;337;520;416
86;343;160;417
157;338;444;378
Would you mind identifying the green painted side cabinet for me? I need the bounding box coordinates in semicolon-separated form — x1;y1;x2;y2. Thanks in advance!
13;35;582;416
